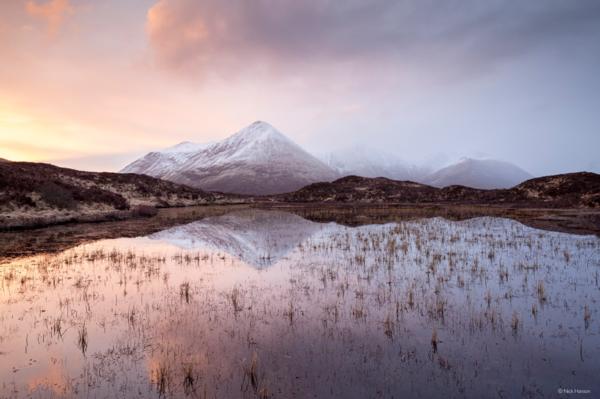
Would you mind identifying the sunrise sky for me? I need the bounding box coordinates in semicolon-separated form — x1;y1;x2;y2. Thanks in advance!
1;0;599;175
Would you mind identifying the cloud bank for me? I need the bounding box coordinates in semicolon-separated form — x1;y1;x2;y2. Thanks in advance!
146;0;600;80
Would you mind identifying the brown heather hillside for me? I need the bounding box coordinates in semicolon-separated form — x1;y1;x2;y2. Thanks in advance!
280;173;600;208
512;172;600;207
280;176;440;203
0;161;216;228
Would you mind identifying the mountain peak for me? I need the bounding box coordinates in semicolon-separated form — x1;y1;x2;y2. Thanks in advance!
250;120;270;127
232;121;287;142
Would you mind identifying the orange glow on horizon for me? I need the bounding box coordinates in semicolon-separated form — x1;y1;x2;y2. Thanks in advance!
0;100;130;163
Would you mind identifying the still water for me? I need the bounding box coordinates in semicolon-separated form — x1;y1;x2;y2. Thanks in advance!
0;209;598;398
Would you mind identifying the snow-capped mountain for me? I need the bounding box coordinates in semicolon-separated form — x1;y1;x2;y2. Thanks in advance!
121;121;338;195
319;146;431;181
423;158;533;189
121;122;534;193
148;209;326;268
121;141;212;179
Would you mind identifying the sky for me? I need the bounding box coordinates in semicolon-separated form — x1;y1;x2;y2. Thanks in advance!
0;0;599;176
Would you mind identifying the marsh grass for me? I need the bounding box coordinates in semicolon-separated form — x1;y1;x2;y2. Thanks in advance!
384;315;394;340
407;288;415;308
283;301;295;326
230;287;244;314
584;305;591;329
180;282;191;304
511;312;520;334
77;323;88;356
241;352;270;397
431;328;439;353
0;212;598;398
153;362;171;397
50;316;64;339
536;281;547;303
182;363;196;396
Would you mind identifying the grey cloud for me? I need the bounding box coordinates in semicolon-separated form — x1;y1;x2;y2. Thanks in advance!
147;0;600;78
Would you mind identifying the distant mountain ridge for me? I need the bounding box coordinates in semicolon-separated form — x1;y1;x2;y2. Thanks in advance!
320;150;533;189
122;121;534;194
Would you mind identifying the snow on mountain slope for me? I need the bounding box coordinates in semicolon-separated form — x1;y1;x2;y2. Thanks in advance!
423;158;533;189
120;141;212;178
123;121;339;195
319;146;430;181
161;141;211;154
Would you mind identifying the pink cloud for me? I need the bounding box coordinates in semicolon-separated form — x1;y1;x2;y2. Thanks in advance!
25;0;73;36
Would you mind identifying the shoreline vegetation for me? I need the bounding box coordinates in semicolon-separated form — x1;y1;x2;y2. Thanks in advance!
0;204;598;261
1;159;599;233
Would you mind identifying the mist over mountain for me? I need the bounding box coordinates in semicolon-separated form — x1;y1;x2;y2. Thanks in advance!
423;158;534;189
318;146;431;182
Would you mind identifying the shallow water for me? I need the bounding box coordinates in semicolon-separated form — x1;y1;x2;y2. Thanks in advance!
0;209;598;398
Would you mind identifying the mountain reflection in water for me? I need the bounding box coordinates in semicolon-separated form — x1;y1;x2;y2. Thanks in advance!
149;210;326;268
